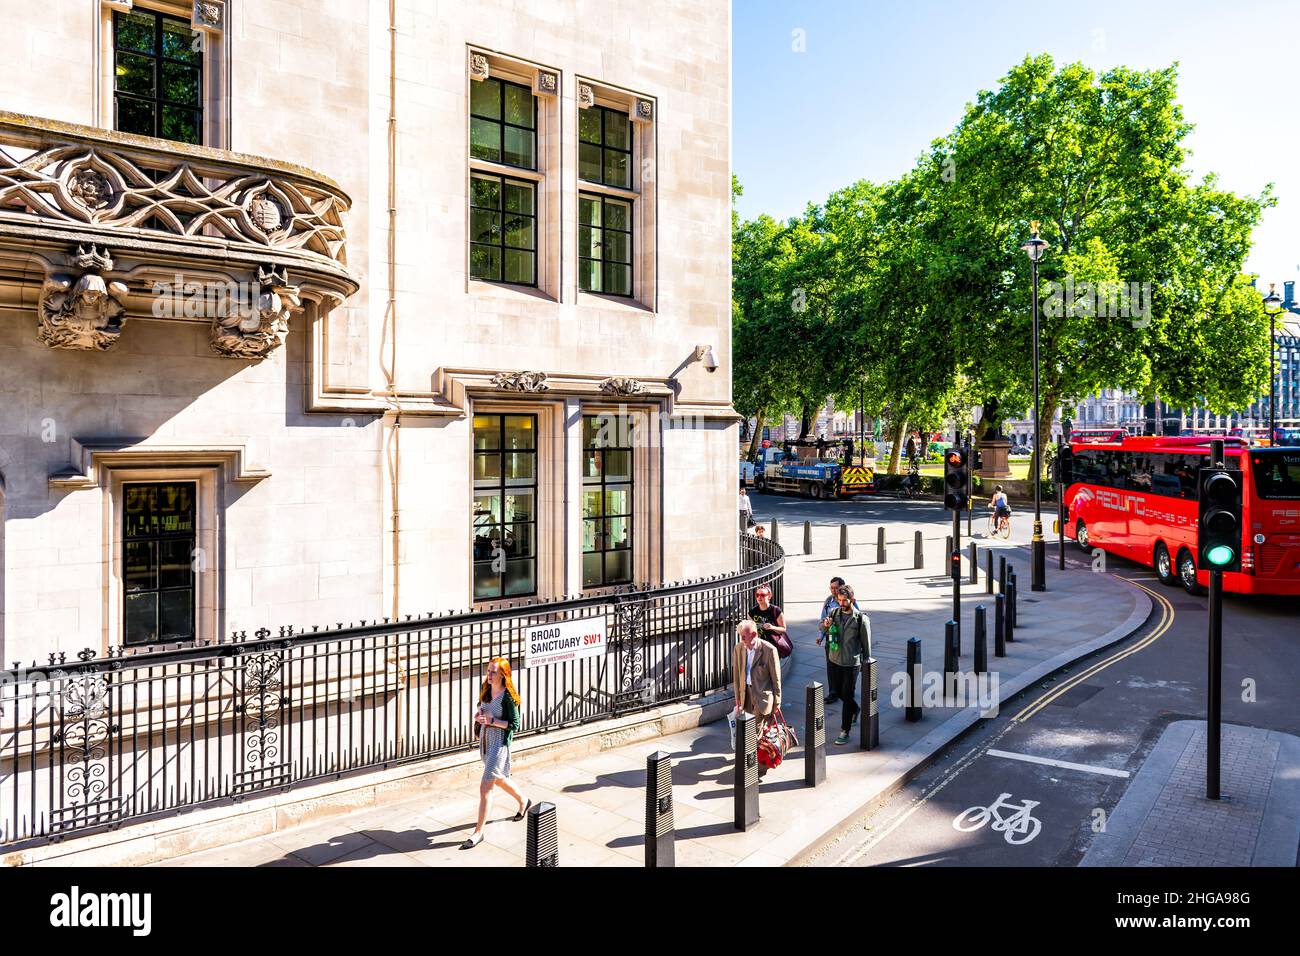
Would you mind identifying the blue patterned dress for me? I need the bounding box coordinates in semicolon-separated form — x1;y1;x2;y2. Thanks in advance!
479;691;511;781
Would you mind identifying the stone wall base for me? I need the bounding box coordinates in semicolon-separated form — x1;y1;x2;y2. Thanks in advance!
2;691;733;867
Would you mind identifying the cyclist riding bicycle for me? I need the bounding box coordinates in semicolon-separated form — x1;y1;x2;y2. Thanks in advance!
990;485;1011;531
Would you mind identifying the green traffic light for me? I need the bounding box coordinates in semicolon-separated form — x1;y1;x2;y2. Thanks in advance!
1205;544;1236;567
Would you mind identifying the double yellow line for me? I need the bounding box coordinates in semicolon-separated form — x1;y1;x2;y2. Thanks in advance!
1011;577;1176;724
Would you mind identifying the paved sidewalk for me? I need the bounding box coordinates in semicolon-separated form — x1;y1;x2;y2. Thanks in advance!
1081;721;1300;867
161;522;1150;867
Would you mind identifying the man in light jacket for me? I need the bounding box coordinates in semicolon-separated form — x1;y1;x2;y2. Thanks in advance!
733;619;783;775
734;619;782;719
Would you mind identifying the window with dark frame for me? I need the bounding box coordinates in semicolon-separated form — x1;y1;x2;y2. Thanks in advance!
473;414;538;600
470;77;537;169
113;8;203;145
578;104;632;188
578;193;632;296
123;481;196;646
582;414;633;588
470;173;537;285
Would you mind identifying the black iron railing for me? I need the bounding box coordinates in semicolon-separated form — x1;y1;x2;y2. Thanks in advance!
0;536;783;848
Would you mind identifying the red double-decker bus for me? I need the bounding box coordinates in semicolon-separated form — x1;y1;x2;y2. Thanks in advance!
1062;435;1300;595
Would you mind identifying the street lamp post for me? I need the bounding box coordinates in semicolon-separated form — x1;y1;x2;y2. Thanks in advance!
1263;284;1284;444
1021;221;1049;592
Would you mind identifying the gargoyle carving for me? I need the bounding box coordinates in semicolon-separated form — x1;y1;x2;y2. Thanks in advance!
209;265;300;359
38;244;129;351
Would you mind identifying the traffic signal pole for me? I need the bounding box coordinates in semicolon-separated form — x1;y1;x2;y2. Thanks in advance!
1195;437;1249;801
1207;565;1223;800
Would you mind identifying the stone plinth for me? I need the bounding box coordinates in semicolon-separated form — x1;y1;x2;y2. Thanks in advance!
976;437;1014;479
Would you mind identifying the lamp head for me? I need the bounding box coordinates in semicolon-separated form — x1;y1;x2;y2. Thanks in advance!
1020;220;1048;262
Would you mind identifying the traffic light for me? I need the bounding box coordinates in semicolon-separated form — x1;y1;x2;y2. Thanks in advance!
1055;443;1073;485
943;446;969;511
1197;466;1243;573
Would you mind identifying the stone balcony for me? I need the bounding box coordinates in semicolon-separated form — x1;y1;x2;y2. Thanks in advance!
0;111;357;359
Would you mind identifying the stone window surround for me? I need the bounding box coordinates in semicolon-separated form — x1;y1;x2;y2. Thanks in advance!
573;401;661;592
467;397;564;607
105;465;220;653
575;79;657;312
96;0;231;150
467;49;561;303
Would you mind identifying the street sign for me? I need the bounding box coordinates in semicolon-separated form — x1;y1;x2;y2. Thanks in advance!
524;616;608;669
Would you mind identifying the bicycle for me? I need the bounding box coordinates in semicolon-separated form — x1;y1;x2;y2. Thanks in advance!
952;792;1042;845
987;510;1011;540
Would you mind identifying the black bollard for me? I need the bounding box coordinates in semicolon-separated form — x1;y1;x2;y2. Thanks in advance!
914;530;924;569
859;658;880;750
645;751;675;867
734;711;759;831
805;682;826;786
974;605;987;675
803;520;812;557
985;549;994;594
946;535;953;564
995;593;1007;657
968;541;978;584
839;524;849;561
998;555;1007;595
1009;570;1019;630
771;519;779;546
905;637;923;722
526;802;559;867
943;620;957;701
877;526;887;564
1006;577;1017;643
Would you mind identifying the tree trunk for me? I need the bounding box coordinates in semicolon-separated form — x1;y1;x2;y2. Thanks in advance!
746;410;766;462
887;419;907;475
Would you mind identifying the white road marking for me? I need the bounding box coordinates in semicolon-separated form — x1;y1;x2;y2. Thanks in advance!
986;748;1130;778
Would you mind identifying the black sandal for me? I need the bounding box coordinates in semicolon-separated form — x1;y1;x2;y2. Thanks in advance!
459;832;484;850
512;799;532;822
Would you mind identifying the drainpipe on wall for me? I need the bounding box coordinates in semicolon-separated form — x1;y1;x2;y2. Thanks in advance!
382;0;407;730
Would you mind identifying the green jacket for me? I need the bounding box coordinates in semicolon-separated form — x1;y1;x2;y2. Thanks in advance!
475;690;522;748
827;607;871;667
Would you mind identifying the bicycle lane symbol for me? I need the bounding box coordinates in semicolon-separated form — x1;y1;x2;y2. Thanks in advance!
952;792;1043;845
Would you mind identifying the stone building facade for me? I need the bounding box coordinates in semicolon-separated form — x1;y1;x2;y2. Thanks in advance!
0;0;735;668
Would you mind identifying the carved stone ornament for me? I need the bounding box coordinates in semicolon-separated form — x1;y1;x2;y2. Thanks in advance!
599;376;645;396
577;83;595;109
491;370;549;392
246;190;286;235
38;244;129;351
68;167;114;210
210;265;300;359
470;54;490;81
633;98;654;123
535;70;559;98
192;0;223;31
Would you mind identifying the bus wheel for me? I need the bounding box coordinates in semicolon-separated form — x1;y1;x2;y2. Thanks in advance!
1177;549;1204;596
1154;542;1178;587
1076;520;1090;552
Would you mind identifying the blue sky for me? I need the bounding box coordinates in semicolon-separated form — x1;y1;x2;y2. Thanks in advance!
733;0;1299;293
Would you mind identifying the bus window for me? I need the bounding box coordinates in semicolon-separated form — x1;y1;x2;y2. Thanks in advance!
1252;452;1300;499
1124;453;1153;492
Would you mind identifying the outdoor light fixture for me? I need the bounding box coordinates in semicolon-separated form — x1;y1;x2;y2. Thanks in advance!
1020;220;1050;591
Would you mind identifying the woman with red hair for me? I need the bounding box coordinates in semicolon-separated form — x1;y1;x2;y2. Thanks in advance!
461;656;530;850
